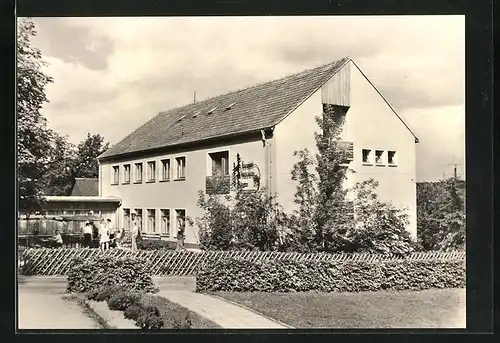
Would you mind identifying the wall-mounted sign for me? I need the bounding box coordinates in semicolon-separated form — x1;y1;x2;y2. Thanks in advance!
240;161;261;192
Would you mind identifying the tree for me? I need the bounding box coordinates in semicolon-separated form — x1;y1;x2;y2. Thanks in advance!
42;133;77;195
417;178;465;251
347;179;415;256
74;133;110;178
17;18;54;215
289;149;318;252
312;104;354;252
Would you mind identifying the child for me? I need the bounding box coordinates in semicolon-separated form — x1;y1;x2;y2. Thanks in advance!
99;219;110;251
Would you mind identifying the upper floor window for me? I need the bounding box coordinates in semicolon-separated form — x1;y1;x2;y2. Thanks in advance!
135;163;143;183
147;161;156;182
176;157;186;180
388;151;397;166
362;149;372;164
123;164;131;183
112;166;120;184
209;151;229;176
161;159;171;181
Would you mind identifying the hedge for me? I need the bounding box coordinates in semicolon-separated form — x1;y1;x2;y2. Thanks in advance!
20;247;465;276
196;258;466;292
67;255;159;294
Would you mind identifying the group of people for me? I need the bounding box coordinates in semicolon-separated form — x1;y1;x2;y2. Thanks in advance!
82;218;126;251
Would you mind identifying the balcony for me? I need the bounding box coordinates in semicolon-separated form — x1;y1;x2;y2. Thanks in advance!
337;141;354;164
206;175;231;195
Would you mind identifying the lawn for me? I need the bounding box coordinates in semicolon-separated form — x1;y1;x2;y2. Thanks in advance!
214;288;465;328
141;294;220;329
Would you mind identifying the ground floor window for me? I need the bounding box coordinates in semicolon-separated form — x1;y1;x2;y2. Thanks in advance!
147;209;156;233
134;209;143;230
123;209;130;230
175;209;186;235
160;209;170;237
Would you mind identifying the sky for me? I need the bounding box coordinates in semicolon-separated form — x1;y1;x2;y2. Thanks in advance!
27;15;465;181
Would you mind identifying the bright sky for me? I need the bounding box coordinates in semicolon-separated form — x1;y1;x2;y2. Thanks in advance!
29;15;465;181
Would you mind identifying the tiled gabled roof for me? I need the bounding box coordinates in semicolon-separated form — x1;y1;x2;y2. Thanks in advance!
70;178;99;196
99;57;351;160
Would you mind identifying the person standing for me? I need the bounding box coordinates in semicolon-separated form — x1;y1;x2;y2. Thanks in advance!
83;221;93;248
107;218;115;248
53;230;63;248
131;217;139;252
99;218;110;251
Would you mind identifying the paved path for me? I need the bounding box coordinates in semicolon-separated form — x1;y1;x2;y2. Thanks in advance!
157;290;289;329
18;276;99;329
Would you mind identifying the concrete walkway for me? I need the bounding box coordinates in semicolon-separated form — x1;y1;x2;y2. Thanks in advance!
18;276;99;329
157;290;289;329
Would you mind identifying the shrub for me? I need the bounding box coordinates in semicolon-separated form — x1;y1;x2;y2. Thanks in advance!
137;239;175;251
88;284;127;302
196;257;466;293
108;291;142;311
172;314;193;329
67;255;158;294
136;313;164;330
124;304;144;321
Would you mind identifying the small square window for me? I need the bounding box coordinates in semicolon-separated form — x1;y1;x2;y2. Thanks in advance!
375;150;384;165
147;161;156;182
123;164;131;183
161;159;171;181
135;163;143;183
388;151;397;165
362;149;372;164
112;166;120;184
176;157;186;180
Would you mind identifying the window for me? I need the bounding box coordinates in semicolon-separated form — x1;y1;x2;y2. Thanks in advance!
147;209;156;233
134;209;143;230
375;150;384;165
209;151;229;176
135;163;143;183
147;161;156;182
123;164;131;183
161;159;171;181
123;209;130;231
112;166;120;184
388;151;397;166
176;157;186;179
175;209;186;235
362;149;372;164
160;209;170;237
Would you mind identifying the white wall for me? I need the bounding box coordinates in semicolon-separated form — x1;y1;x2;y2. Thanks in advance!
274;60;418;237
100;137;269;246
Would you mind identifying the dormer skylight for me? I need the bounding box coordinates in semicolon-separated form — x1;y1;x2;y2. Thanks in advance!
192;111;201;118
207;106;218;114
225;102;237;110
177;115;187;122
